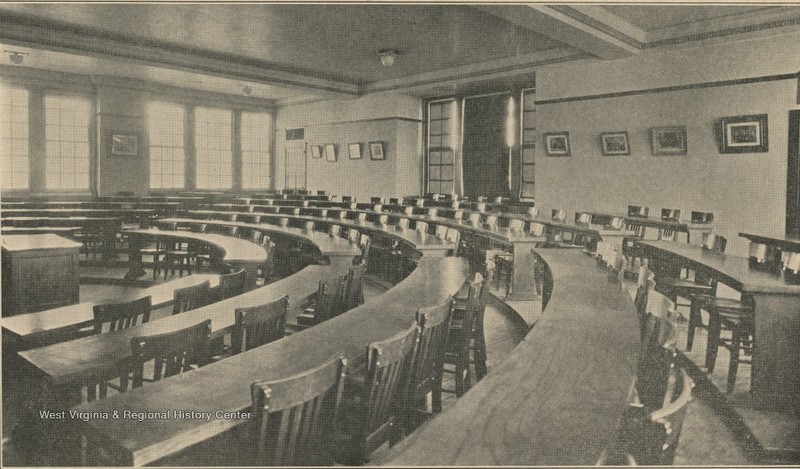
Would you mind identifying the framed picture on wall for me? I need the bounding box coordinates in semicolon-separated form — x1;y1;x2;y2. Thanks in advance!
600;131;630;155
348;142;362;159
649;126;687;155
717;114;768;153
325;143;337;162
543;132;571;157
109;132;140;157
311;145;322;159
369;141;385;160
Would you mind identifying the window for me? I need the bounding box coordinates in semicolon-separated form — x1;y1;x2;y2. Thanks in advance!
1;84;29;190
45;95;91;190
148;102;185;189
520;89;535;199
195;107;232;190
427;100;456;194
241;112;271;190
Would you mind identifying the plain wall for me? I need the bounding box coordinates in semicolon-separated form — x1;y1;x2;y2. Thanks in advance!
535;31;800;255
275;92;423;198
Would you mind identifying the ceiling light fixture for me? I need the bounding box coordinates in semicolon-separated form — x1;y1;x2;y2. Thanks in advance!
377;49;400;67
5;50;28;65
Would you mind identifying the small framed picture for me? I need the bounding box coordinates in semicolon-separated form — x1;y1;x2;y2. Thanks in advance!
348;142;362;159
717;114;768;153
649;126;687;156
600;132;630;156
109;132;140;157
310;145;322;159
325;143;337;162
369;141;385;160
543;132;570;157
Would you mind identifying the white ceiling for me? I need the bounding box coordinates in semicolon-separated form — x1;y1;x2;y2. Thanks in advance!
1;4;799;105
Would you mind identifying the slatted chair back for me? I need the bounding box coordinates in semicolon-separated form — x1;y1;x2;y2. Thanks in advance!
318;208;328;218
357;323;419;463
445;227;460;245
415;221;428;234
219;267;247;300
397;218;410;229
337;210;347;220
92;296;152;334
785;252;800;274
701;232;727;252
328;224;342;237
434;225;447;239
347;228;360;244
407;298;452;429
344;262;367;311
378;214;389;225
357;212;367;222
277;217;289;227
628;205;650;218
690;211;714;224
303;221;315;232
453;209;464;220
404;206;414;215
551;209;567;222
527;206;539;219
373;204;383;212
231;295;288;354
485;215;498;229
636;314;677;410
427;208;438;218
530;222;546;237
467;212;481;225
444;274;482;396
451;200;460;209
476;202;487;212
130;319;211;388
250;231;264;245
312;275;347;324
292;207;301;216
358;234;371;264
173;280;211;314
508;219;524;232
628;368;694;465
661;208;681;221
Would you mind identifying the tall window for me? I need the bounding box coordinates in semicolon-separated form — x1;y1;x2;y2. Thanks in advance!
1;84;29;190
195;107;232;190
427;100;455;194
148;102;185;189
241;112;271;190
520;89;535;199
45;95;91;190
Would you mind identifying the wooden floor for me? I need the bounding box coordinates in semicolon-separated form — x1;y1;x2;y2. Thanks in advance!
2;266;797;465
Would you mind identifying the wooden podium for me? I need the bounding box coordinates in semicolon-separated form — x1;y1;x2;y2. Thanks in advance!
2;234;81;316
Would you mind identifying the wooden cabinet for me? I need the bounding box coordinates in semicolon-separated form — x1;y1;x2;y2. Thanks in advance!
2;234;81;316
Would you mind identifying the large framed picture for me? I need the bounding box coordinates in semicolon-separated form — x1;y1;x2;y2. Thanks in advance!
717;114;768;153
600;131;630;156
325;143;337;162
109;132;140;157
310;145;322;159
649;126;687;156
369;141;385;160
543;132;571;157
348;142;362;159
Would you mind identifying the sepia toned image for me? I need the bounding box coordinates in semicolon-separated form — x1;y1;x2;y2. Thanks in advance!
1;2;800;467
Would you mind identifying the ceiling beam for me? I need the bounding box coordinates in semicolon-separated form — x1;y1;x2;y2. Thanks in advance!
474;5;644;60
0;14;359;98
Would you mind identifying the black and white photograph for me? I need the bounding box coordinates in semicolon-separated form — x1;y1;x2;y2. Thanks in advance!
1;3;800;468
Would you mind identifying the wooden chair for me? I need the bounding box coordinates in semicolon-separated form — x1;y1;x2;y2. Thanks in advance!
443;274;482;396
250;356;347;465
173;280;211;314
230;295;288;355
344;262;367;311
256;238;275;285
218;267;247;300
296;275;347;327
405;298;452;433
635;313;678;410
130;319;212;388
164;238;194;278
397;218;410;230
603;368;694;466
250;230;264;246
139;239;169;280
328;224;342;237
338;323;418;465
92;296;152;334
415;221;428;234
358;234;371;266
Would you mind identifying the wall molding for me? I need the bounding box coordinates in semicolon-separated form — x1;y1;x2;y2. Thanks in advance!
535;72;800;105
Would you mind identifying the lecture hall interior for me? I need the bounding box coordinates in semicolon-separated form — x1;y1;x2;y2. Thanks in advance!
1;3;799;467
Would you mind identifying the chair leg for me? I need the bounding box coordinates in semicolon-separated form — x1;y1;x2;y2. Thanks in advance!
727;325;741;395
686;299;701;351
706;310;721;372
432;379;442;414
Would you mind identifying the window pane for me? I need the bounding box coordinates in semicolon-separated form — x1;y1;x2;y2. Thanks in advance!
148;102;185;189
195;107;232;190
241;112;271;190
1;84;29;189
44;95;90;190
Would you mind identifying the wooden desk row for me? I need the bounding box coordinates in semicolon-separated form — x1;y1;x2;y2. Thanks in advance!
2;274;220;351
70;257;470;466
637;240;800;412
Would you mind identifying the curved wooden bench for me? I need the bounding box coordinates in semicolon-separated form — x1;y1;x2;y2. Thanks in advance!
386;248;639;466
